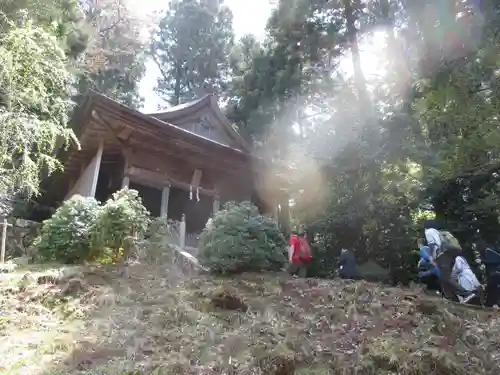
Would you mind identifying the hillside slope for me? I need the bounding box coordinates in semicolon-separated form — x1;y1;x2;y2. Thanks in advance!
1;264;499;374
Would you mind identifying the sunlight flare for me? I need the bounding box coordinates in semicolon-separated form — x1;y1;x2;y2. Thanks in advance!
340;29;390;85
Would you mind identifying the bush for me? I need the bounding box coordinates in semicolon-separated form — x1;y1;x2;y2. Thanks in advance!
358;261;391;282
307;240;337;278
36;195;100;264
198;201;287;274
91;189;150;262
137;216;175;264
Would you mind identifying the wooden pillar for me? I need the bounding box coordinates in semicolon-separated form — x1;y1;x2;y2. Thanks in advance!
180;214;186;249
274;197;280;220
161;184;171;217
89;140;104;197
64;141;104;200
121;148;131;190
0;219;12;264
213;196;220;214
121;176;130;189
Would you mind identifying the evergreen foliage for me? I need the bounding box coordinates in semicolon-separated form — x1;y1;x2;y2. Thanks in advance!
5;0;500;282
199;201;287;274
223;0;500;281
36;195;100;263
92;189;150;262
36;189;150;264
150;0;234;105
0;16;77;197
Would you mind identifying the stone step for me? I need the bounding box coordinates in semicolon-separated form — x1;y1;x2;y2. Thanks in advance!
172;246;207;276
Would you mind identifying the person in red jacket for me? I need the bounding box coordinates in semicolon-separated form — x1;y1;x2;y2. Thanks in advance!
288;226;313;277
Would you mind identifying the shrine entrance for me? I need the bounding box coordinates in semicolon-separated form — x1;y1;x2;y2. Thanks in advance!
167;186;213;234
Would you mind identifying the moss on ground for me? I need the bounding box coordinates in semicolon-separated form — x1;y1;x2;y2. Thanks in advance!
0;264;498;374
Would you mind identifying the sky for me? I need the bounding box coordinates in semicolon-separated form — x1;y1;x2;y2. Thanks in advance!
127;0;276;112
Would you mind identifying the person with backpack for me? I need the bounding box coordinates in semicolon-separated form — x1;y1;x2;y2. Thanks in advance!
288;226;313;278
423;220;471;302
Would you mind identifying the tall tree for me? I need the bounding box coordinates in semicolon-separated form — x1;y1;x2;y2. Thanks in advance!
0;0;89;58
343;0;371;117
0;17;76;198
223;0;500;281
150;0;234;105
75;0;146;108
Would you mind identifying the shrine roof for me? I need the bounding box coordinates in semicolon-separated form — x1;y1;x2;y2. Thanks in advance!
78;91;251;156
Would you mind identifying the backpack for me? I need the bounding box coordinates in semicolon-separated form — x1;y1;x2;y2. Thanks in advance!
297;237;313;262
439;230;462;255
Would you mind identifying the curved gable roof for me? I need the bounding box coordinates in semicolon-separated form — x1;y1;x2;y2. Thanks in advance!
148;94;250;152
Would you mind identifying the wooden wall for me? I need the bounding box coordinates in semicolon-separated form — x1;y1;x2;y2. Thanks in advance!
125;146;276;217
127;147;217;191
216;171;253;203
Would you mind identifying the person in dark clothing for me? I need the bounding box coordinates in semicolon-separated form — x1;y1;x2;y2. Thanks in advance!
486;272;500;306
437;251;466;301
339;248;358;279
420;272;441;292
483;246;500;306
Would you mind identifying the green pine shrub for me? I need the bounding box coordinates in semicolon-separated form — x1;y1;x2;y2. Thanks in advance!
198;201;287;274
91;188;150;262
136;216;176;264
36;195;100;264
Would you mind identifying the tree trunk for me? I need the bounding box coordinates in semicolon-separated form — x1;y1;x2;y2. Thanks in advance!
343;0;371;117
380;0;411;94
173;63;182;106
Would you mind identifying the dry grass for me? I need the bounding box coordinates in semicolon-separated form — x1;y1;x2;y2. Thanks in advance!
0;263;499;375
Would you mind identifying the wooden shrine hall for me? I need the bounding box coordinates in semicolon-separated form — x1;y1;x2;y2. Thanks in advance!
37;91;286;248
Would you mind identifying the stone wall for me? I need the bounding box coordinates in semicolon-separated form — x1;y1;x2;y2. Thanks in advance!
3;218;41;259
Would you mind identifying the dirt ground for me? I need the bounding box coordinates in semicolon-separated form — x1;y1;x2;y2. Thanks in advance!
1;263;499;375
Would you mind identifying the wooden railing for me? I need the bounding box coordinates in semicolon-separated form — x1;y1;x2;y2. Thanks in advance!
168;219;182;246
185;232;200;249
167;214;200;254
168;215;186;248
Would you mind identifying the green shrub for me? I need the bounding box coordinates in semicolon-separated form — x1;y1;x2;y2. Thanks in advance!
138;216;175;264
358;261;391;282
198;201;287;274
91;188;150;262
307;240;337;278
36;195;100;264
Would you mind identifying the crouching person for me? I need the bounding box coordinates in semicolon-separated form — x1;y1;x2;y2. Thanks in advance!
339;248;358;279
451;255;483;304
417;239;441;293
288;226;313;278
423;220;482;303
423;220;468;301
